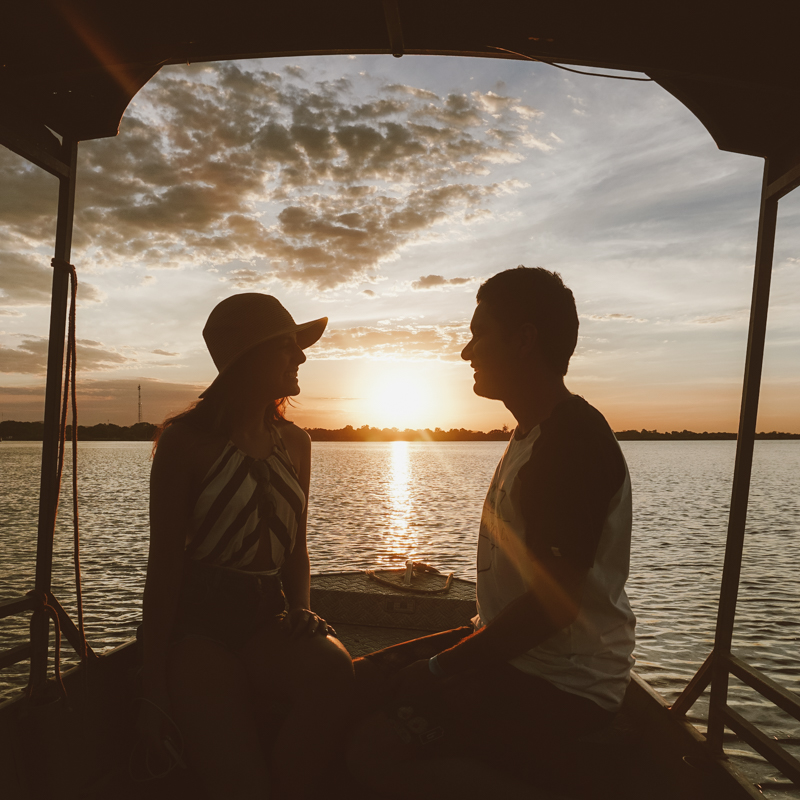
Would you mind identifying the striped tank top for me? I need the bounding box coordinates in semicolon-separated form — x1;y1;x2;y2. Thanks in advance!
186;425;305;573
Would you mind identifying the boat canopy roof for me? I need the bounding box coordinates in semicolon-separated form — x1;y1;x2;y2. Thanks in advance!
2;0;800;174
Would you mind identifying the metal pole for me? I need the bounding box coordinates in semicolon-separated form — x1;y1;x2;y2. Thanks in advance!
29;136;78;694
707;158;778;750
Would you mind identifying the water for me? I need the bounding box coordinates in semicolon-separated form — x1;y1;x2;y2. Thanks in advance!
1;439;799;794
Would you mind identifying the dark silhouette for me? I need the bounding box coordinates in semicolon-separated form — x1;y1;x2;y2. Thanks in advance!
140;294;353;800
348;267;637;799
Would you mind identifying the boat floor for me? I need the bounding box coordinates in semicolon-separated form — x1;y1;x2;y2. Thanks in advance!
1;622;747;800
2;571;757;799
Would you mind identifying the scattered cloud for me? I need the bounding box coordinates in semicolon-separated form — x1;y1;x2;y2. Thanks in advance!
410;274;475;290
0;336;130;375
584;313;648;323
0;249;103;308
316;322;469;360
1;64;554;295
152;349;179;356
691;314;735;324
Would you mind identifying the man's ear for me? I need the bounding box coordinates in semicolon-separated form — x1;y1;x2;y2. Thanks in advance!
517;322;538;357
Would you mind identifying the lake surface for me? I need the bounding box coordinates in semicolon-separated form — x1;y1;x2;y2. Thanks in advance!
1;439;799;795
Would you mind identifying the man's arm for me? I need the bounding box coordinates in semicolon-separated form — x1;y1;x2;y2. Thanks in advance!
438;555;588;675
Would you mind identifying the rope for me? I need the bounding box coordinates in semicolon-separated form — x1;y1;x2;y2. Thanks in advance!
488;45;654;81
365;565;454;595
53;257;87;662
24;590;68;704
26;257;88;703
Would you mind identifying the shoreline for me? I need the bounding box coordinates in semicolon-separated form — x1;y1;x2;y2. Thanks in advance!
1;420;798;442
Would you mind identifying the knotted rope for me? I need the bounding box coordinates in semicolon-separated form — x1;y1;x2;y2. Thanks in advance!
25;257;87;701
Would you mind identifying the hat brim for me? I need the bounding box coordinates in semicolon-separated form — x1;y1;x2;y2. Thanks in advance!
199;316;328;398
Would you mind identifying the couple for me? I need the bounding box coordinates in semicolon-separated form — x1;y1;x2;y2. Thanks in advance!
140;266;636;799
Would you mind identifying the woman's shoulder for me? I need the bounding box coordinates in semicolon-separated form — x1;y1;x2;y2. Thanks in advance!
155;421;228;476
277;420;311;451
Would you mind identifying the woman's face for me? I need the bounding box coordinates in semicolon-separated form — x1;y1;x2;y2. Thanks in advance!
237;334;307;400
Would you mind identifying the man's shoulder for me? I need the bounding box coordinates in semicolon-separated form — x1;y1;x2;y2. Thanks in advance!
525;395;626;493
536;395;619;456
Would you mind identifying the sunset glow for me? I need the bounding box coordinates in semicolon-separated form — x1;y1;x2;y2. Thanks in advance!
1;54;798;432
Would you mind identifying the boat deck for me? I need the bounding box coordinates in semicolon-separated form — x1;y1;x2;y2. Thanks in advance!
0;570;759;799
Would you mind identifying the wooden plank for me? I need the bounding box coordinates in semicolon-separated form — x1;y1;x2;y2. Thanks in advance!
626;673;763;800
0;114;71;179
722;705;800;785
0;643;31;671
728;653;800;723
765;161;800;201
0;595;36;620
708;159;778;750
672;651;714;717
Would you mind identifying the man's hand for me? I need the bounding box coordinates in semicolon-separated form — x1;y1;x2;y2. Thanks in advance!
281;608;333;638
391;658;441;696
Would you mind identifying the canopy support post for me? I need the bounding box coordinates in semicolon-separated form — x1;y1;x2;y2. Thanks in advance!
706;158;778;752
29;136;79;697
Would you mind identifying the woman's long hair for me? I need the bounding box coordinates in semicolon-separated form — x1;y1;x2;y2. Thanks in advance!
152;379;290;454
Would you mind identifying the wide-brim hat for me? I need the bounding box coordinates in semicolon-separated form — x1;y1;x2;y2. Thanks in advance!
199;293;327;398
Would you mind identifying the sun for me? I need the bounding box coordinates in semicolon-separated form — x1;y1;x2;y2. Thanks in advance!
366;365;432;430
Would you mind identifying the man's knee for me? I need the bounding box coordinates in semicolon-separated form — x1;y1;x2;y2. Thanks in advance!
293;633;354;687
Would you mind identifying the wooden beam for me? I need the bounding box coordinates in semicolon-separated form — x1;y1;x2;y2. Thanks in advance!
30;137;79;696
727;654;800;723
708;158;778;751
0;595;37;620
722;705;800;785
382;0;404;57
0;643;32;671
0;113;71;179
671;651;714;717
764;161;800;201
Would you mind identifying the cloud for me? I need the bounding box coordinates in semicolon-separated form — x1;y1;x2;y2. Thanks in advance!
152;349;179;356
691;314;735;324
361;289;377;298
584;313;648;323
0;249;103;308
0;336;130;375
315;322;469;360
1;63;554;295
410;275;475;290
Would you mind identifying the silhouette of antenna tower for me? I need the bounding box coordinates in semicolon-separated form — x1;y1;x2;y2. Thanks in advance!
138;384;142;424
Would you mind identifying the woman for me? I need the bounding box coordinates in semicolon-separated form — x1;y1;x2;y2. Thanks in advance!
140;293;354;800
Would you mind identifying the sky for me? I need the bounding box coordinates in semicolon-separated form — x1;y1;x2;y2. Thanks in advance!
1;54;798;432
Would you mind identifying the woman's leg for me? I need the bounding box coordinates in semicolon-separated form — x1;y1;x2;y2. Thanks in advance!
240;628;355;800
168;634;272;799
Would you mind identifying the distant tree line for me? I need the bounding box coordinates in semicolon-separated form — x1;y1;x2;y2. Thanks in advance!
1;420;798;442
304;425;512;442
0;420;158;441
615;429;800;440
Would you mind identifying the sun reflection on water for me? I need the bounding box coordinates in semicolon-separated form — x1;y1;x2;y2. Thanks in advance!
384;441;418;559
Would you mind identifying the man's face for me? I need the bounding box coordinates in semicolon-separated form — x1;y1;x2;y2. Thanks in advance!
461;301;518;401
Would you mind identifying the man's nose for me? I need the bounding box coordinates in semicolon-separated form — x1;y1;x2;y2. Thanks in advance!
296;345;307;365
461;340;473;361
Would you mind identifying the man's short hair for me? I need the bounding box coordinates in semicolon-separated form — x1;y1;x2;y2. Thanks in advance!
476;266;578;375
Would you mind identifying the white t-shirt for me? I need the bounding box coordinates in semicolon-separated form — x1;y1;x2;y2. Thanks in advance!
474;396;636;712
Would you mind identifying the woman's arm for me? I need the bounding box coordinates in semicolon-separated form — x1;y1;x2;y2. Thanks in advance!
278;425;322;636
141;424;197;718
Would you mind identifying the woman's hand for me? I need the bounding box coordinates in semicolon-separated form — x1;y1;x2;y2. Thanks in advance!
282;607;334;639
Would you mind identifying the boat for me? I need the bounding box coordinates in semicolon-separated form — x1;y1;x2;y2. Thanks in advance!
1;2;799;797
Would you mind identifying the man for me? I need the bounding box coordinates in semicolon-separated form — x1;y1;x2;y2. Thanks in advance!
349;266;636;798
